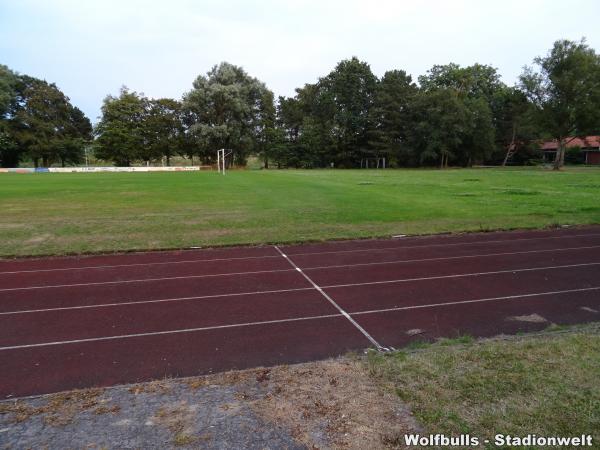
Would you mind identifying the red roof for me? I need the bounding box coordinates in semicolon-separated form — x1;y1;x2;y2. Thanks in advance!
541;136;600;150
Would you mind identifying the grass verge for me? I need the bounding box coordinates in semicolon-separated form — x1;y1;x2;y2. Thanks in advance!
1;167;599;257
367;323;600;448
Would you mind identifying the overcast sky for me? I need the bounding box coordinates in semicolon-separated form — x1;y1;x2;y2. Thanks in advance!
2;0;599;122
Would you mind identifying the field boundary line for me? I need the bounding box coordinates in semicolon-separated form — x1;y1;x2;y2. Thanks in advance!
274;245;388;351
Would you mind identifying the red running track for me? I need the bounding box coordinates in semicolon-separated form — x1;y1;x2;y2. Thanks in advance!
1;226;600;398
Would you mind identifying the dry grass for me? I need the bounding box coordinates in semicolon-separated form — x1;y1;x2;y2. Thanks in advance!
0;388;105;426
245;358;420;449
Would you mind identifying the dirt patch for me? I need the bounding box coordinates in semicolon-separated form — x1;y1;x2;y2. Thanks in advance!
506;313;548;323
0;388;104;426
243;358;420;449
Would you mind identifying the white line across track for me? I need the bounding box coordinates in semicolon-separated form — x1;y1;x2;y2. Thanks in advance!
3;261;600;316
273;245;390;352
2;231;599;275
1;285;599;351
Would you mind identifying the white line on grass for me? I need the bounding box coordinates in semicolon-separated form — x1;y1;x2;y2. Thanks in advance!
274;245;388;351
2;285;599;351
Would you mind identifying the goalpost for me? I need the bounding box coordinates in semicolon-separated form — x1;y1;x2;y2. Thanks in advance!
360;157;386;169
216;149;233;175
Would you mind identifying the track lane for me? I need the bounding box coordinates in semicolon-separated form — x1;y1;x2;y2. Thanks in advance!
306;247;600;286
281;226;600;255
324;265;600;313
0;316;372;398
0;290;337;347
0;271;312;313
351;289;600;348
0;245;280;273
0;257;293;289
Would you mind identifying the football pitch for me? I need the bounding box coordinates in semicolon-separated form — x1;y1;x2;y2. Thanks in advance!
1;167;599;257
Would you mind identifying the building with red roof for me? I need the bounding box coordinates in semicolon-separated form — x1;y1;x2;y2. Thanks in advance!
540;136;600;164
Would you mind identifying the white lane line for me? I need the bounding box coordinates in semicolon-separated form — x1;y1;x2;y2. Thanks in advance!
4;285;599;351
0;287;315;316
274;245;388;351
302;244;600;270
2;230;599;276
4;243;600;292
0;312;343;351
0;268;295;292
3;261;600;316
0;253;283;275
285;232;600;257
350;286;600;316
321;262;600;289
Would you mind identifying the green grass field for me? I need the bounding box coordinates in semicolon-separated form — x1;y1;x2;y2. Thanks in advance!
367;324;600;448
1;167;599;257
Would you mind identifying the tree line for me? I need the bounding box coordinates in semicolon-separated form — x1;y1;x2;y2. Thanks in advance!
1;38;599;170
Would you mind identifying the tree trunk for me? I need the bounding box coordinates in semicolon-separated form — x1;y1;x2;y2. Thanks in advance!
502;124;517;167
166;155;171;166
264;155;269;169
553;138;564;170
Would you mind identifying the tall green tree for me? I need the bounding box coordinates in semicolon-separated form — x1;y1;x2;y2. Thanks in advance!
95;87;148;166
520;38;600;169
144;98;185;166
369;70;418;165
321;57;378;166
0;65;20;167
417;63;499;165
6;75;91;167
183;62;273;166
